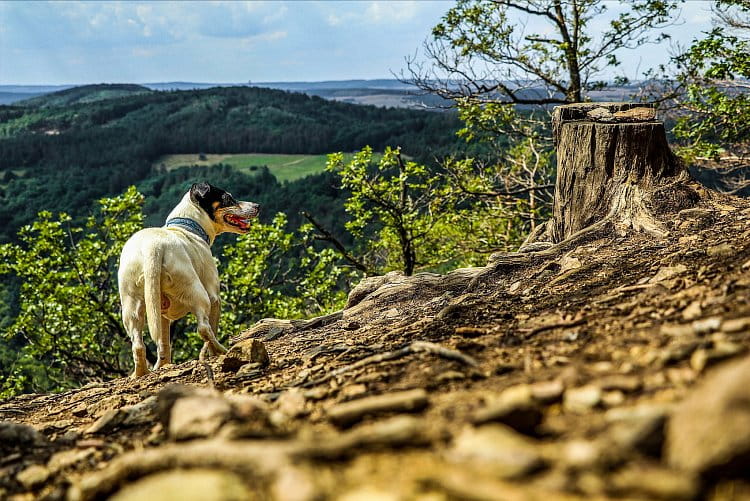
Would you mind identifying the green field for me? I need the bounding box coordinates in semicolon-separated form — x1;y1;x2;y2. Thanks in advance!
152;153;336;182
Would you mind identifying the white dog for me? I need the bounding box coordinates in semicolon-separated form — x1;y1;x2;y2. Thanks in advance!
118;182;259;377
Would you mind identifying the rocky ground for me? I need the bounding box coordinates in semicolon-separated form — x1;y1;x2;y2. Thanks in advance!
1;181;750;501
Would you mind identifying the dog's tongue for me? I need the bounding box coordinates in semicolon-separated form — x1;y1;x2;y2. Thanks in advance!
227;214;249;229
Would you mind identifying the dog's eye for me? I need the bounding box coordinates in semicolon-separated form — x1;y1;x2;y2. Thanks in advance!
222;193;237;207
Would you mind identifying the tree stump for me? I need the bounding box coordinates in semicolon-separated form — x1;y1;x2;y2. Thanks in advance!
547;102;695;243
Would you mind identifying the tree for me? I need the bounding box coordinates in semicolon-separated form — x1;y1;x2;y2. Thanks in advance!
0;187;352;397
219;212;353;334
0;187;144;396
667;0;750;162
326;147;453;276
325;146;528;276
405;0;679;107
400;1;681;247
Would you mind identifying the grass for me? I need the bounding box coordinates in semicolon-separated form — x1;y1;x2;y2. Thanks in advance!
152;153;336;183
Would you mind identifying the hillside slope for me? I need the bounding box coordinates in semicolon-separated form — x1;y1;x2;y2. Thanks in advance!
17;84;152;108
1;180;749;500
0;85;465;243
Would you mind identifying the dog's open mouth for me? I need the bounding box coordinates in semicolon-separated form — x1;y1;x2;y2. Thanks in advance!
224;214;252;231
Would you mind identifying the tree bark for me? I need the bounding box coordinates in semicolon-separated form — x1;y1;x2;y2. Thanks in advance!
545;102;696;243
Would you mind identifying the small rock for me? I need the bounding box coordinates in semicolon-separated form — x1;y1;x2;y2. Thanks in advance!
226;394;269;421
38;419;74;434
327;389;428;427
649;264;687;284
473;385;542;435
89;395;125;417
272;466;319;501
276;389;307;419
690;341;744;373
692;316;721;334
721;316;750;333
607;404;668;456
558;255;582;273
681;300;702;321
450;424;545;479
55;430;81;445
706;243;734;257
340;384;368;399
334;415;425;452
47;447;96;474
303;387;329;401
0;421;47;452
71;403;89;417
16;464;50;489
121;396;159;427
610;464;699;500
109;469;252;501
659;340;700;365
660;323;695;337
563;385;602;413
530;380;564;404
436;370;465;383
169;396;233;440
454;326;487;337
601;390;625;408
222;339;269;372
678;207;714;221
597;375;642;393
85;408;126;435
354;371;386;384
234;362;263;379
666;355;750;476
559;439;609;470
493;362;520;375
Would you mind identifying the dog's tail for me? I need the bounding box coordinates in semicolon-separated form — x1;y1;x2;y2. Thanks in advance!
142;243;164;349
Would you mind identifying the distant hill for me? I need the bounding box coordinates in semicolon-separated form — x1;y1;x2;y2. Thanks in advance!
0;92;47;106
0;80;439;109
0;84;469;243
18;83;151;108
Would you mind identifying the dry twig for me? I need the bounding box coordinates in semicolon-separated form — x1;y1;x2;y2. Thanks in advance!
293;341;478;389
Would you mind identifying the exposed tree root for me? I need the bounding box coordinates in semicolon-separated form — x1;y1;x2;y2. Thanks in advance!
292;341;478;389
67;439;291;501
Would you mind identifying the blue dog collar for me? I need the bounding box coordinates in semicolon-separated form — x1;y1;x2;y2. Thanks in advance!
165;217;211;245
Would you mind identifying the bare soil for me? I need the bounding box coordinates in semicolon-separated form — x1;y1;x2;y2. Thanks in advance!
2;182;750;501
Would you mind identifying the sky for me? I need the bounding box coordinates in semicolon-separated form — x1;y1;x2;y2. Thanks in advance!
0;1;715;86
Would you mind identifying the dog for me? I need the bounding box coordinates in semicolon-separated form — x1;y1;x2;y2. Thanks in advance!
118;182;260;377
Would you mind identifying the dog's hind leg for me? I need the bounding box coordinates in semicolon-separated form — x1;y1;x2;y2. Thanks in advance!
121;297;148;378
153;316;172;370
192;289;227;358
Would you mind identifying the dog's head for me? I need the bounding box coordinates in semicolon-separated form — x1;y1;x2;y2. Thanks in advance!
190;182;260;235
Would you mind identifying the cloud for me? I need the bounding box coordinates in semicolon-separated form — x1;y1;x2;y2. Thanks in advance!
0;1;291;50
324;1;427;27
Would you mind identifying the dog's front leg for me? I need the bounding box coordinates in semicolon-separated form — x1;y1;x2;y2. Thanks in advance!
153;316;173;370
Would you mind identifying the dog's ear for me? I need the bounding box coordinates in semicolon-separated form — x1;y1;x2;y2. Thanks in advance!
189;182;218;219
190;182;212;203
